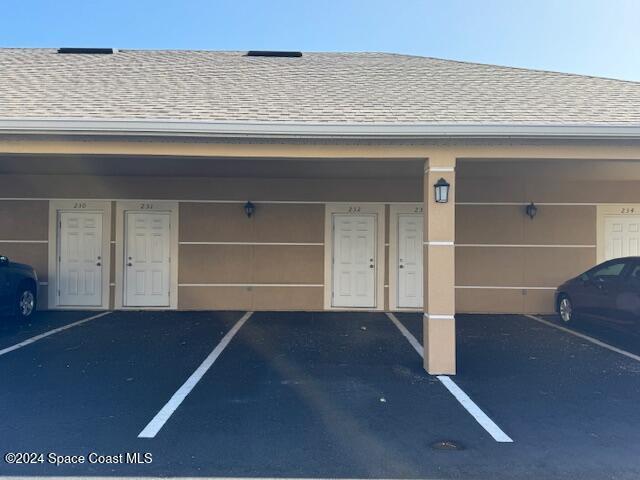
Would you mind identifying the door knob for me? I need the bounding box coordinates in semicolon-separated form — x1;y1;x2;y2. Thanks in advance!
369;264;375;268
127;262;133;267
96;262;101;266
399;265;404;269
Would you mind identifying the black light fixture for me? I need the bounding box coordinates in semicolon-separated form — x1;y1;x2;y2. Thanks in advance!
525;202;538;219
244;201;255;218
434;178;451;203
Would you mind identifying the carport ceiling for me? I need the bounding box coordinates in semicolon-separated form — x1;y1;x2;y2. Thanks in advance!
0;154;425;179
5;155;640;180
458;158;640;180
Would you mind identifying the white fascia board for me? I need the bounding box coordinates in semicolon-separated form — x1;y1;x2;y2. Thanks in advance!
1;118;640;139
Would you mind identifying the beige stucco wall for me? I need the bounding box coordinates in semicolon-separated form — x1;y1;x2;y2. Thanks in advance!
0;175;634;313
178;202;323;310
178;285;324;311
455;160;640;313
0;200;48;282
179;203;325;241
0;242;48;281
0;141;639;313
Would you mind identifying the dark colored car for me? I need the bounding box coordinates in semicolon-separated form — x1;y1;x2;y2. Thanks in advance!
555;256;640;325
0;255;38;319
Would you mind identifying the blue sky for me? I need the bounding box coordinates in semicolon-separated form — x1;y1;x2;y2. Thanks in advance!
3;0;639;80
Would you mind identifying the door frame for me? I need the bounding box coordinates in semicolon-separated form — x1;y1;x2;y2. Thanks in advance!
597;204;640;263
324;203;385;311
389;204;424;311
115;201;179;310
48;200;111;310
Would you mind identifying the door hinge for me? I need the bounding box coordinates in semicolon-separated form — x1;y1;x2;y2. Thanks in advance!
57;290;60;296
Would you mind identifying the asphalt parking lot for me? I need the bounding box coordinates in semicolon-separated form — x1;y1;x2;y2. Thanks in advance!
1;310;639;479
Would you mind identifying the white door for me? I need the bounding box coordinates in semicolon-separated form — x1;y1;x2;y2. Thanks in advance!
398;214;423;308
332;214;376;308
124;212;171;307
58;211;103;306
604;215;640;260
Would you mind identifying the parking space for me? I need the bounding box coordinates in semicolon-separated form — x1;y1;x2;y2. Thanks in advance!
151;311;498;478
396;312;640;479
0;310;242;476
0;310;96;352
538;313;640;358
1;310;639;479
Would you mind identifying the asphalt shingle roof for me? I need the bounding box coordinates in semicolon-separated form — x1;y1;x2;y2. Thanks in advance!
0;48;639;125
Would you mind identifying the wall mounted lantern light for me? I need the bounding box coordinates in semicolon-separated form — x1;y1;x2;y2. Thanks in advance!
244;201;255;218
434;177;451;203
525;202;538;219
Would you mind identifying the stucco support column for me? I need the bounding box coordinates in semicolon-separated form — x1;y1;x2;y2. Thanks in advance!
423;155;456;375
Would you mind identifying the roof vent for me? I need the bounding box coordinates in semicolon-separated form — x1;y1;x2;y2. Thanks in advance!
57;48;114;54
246;51;302;58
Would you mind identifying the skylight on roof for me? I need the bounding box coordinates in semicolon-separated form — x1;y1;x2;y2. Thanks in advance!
57;48;114;54
246;51;302;58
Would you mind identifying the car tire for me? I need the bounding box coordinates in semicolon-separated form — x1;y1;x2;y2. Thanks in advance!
557;294;575;324
15;284;36;320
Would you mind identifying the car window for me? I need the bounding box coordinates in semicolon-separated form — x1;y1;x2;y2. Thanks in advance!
629;263;640;282
589;260;628;280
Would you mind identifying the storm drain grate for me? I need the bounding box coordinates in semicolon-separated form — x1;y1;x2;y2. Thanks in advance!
430;440;464;451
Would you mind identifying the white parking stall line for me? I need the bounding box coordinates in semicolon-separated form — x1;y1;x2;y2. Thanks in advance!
524;314;640;363
386;311;423;356
436;375;513;442
138;311;253;439
0;311;112;357
385;312;514;443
